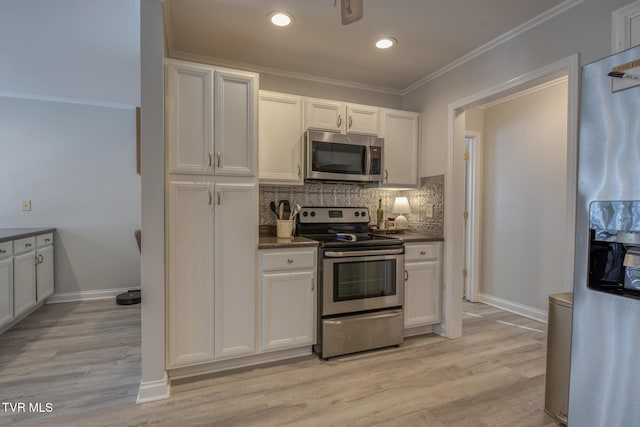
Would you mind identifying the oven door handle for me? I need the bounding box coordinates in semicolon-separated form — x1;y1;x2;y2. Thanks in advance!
324;248;404;258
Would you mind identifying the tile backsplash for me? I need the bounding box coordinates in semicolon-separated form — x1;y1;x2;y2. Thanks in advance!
259;175;444;235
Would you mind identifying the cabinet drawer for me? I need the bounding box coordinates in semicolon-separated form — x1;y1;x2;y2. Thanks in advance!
0;241;12;258
13;237;35;255
36;233;54;248
262;250;315;272
405;243;441;262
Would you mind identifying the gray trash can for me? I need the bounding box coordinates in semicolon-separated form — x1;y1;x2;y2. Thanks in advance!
544;292;573;425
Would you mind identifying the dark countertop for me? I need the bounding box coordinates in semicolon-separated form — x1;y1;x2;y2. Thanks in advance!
0;228;56;244
258;236;319;249
373;232;444;243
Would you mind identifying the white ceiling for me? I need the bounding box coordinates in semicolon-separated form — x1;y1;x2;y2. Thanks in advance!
165;0;572;94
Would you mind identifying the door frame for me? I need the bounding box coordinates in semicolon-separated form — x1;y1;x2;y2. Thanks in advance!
464;131;482;303
438;54;579;338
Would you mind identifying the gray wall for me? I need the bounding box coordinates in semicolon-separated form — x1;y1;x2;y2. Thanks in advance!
0;0;141;296
403;0;635;177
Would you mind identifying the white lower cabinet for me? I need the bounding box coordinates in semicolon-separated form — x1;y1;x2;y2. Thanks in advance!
260;248;317;352
404;242;442;334
13;238;37;319
167;180;258;368
0;246;13;328
36;236;54;303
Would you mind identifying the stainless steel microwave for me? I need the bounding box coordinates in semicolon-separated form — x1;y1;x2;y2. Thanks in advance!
305;130;384;183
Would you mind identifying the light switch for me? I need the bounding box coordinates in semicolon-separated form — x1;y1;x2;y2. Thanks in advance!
425;203;433;218
22;200;31;211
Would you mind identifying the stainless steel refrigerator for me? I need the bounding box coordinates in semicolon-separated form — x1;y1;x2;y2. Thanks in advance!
570;45;640;426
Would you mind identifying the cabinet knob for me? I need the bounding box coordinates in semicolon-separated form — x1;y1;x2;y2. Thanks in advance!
287;258;294;264
420;251;427;255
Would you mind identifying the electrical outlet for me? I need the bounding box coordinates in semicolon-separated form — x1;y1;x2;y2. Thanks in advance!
22;200;31;212
425;203;433;218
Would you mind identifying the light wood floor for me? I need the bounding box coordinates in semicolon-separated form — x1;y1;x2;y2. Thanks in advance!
0;300;561;426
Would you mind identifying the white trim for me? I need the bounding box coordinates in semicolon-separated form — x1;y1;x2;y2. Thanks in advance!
478;76;568;109
612;0;640;53
168;50;404;96
401;0;585;95
0;92;137;110
479;293;548;324
137;372;170;403
445;54;579;339
45;287;140;304
464;130;482;303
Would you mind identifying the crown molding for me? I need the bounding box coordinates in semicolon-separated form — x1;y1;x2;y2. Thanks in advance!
401;0;585;95
167;49;405;96
0;91;137;110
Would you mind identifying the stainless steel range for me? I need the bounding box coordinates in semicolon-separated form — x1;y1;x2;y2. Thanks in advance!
296;206;405;358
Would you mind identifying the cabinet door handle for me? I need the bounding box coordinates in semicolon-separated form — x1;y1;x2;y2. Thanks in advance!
404;270;409;281
38;254;44;263
25;243;32;248
297;164;301;177
420;251;427;255
385;169;389;183
287;258;294;264
0;249;5;254
217;190;222;205
348;116;353;129
209;152;213;167
311;278;314;291
34;256;39;265
216;152;221;168
337;114;343;128
209;190;212;205
45;238;51;243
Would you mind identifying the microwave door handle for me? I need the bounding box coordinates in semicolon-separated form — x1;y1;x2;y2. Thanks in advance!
365;146;372;177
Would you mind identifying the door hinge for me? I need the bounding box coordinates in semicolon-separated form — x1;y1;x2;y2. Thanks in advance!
463;268;468;278
463;211;469;220
464;152;470;161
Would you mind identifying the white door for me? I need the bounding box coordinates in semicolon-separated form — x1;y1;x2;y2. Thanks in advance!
258;91;304;184
346;104;378;135
166;61;214;175
0;257;13;327
14;251;36;318
261;271;315;351
36;245;54;302
304;99;345;133
167;180;215;368
214;69;258;177
404;261;441;328
381;110;419;187
214;182;257;358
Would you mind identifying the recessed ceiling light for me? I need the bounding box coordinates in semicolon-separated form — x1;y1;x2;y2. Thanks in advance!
375;37;396;49
269;11;293;27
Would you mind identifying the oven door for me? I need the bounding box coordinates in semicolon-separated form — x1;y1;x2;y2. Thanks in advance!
322;248;405;316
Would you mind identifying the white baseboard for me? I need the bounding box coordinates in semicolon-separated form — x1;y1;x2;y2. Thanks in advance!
46;287;141;304
479;293;548;323
137;373;170;404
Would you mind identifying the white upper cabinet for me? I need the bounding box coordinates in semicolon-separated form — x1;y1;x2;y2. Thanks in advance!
346;104;378;135
165;60;257;177
214;69;258;177
304;99;379;136
166;61;214;175
380;109;420;187
259;91;304;185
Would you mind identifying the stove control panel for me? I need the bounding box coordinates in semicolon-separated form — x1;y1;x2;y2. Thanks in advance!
298;207;370;224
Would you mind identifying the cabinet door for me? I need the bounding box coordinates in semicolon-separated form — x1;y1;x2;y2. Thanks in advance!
404;260;441;328
36;245;54;302
14;251;36;318
166;61;214;175
214;69;258;177
304;99;345;133
381;110;420;187
214;182;257;359
346;104;379;135
259;91;304;185
0;257;13;327
261;271;315;352
167;180;215;368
